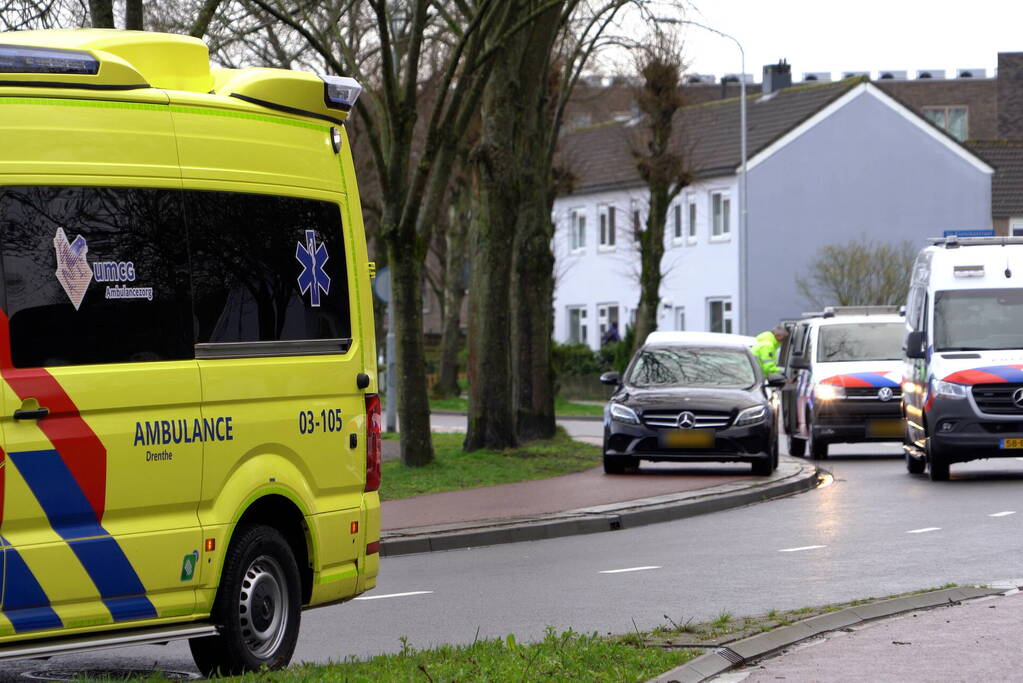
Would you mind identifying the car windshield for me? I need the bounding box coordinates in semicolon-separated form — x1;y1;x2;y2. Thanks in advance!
934;288;1023;351
626;346;756;389
816;323;904;362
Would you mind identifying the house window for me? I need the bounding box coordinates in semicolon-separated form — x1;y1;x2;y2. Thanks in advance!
598;303;620;344
675;306;686;331
599;205;616;248
708;298;733;333
711;192;731;239
687;198;697;243
631;200;643;236
1010;218;1023;236
568;306;588;344
923;106;968;141
672;203;683;242
570;209;586;252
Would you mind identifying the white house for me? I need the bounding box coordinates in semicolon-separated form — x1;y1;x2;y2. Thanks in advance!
553;68;993;348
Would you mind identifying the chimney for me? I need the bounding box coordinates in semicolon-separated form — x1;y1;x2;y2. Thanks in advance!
998;52;1023;138
762;60;792;95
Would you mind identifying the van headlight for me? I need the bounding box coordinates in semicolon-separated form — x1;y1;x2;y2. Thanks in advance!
813;384;846;401
932;379;968;400
609;402;640;425
734;405;767;426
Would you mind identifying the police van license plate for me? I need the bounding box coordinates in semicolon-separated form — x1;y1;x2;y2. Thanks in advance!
1000;438;1023;449
661;429;714;449
866;419;904;438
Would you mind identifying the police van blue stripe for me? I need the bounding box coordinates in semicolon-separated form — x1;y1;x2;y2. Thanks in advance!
974;365;1023;384
1;538;63;633
8;450;157;622
848;372;899;388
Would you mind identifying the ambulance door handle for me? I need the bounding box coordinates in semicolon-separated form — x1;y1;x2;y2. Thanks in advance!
13;407;49;420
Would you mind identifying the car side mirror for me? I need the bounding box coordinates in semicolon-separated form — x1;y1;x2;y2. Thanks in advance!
788;354;809;370
766;373;786;388
599;371;621;386
905;331;927;359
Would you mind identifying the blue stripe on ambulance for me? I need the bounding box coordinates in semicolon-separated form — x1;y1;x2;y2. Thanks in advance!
1;538;63;633
972;365;1023;383
7;450;157;622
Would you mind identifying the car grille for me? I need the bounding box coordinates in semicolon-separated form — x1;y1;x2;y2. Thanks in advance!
642;410;731;429
972;384;1023;415
844;386;903;401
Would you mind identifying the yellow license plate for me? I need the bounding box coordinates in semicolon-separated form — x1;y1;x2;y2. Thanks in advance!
867;419;904;438
1001;438;1023;449
661;429;715;449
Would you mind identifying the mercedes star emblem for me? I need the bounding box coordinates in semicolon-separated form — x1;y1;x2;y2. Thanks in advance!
877;387;894;402
677;411;696;429
1013;387;1023;409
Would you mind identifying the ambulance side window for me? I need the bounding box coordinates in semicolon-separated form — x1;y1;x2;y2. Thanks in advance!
186;191;352;348
0;186;193;368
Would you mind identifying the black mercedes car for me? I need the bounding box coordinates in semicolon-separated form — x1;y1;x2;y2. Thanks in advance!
600;338;784;475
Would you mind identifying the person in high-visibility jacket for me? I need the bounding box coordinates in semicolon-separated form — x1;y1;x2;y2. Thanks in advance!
752;325;789;375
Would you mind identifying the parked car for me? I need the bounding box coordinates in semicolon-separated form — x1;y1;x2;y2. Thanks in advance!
600;331;783;475
784;307;906;459
903;236;1023;480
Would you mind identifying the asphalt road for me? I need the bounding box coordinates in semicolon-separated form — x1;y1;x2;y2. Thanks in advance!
5;419;1023;679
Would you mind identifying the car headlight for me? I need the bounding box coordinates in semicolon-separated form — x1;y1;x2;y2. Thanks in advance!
609;402;640;425
932;379;968;400
813;384;846;401
734;405;767;427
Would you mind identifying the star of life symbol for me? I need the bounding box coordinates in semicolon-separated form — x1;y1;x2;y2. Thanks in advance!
295;229;331;307
53;227;93;310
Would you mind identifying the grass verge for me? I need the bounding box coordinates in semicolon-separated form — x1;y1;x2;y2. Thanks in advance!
205;584;964;682
379;428;601;501
426;395;605;418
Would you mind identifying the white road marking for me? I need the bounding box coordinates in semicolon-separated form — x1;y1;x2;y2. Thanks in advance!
599;566;661;574
354;591;433;601
990;511;1017;517
1016;458;1023;461
778;545;826;553
906;527;941;534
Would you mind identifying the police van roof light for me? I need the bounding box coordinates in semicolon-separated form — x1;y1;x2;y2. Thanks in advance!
321;75;362;111
0;44;99;75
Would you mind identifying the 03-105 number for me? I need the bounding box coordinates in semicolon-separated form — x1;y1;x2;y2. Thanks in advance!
298;408;343;435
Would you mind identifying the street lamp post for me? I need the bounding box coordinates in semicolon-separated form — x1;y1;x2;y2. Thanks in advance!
653;19;748;334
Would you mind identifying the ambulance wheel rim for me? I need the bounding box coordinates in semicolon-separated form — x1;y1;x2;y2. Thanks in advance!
237;554;288;658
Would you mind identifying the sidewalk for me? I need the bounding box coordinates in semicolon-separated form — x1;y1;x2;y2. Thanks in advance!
653;583;1023;683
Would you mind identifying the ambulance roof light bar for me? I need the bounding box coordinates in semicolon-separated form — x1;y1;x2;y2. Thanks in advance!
321;75;362;112
0;44;99;75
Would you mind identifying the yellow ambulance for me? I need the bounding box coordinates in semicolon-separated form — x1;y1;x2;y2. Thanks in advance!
0;29;380;674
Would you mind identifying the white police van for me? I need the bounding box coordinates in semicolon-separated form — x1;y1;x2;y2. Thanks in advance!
903;236;1023;480
785;307;906;459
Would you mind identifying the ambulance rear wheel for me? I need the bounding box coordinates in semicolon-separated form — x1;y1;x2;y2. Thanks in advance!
189;524;302;676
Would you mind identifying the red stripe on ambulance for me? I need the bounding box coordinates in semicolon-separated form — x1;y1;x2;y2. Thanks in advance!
0;312;107;523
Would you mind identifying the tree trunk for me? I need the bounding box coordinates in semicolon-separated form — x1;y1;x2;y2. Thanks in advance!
632;190;669;352
387;238;435;466
88;0;114;28
435;202;468;399
125;0;143;30
512;203;556;440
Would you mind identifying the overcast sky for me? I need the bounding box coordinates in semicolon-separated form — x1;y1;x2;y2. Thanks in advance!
633;0;1023;83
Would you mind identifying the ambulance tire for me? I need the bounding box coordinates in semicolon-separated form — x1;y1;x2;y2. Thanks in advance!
926;439;950;482
189;524;302;676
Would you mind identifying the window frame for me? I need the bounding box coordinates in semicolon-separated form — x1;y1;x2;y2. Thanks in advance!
598;204;617;251
671;202;683;244
570;208;587;253
567;305;589;345
686;196;698;244
707;297;734;333
922;105;969;141
710;190;732;241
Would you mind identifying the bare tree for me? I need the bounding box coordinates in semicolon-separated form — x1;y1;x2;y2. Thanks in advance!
796;238;917;308
628;27;690;352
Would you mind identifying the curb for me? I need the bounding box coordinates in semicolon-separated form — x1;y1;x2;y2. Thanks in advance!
380;457;819;556
648;585;1006;683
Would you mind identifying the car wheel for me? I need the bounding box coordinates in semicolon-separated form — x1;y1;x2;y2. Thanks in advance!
751;454;774;476
771;435;780;470
905;446;926;474
603;453;628;474
926;438;950;481
808;430;828;460
189;524;301;677
787;434;806;457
